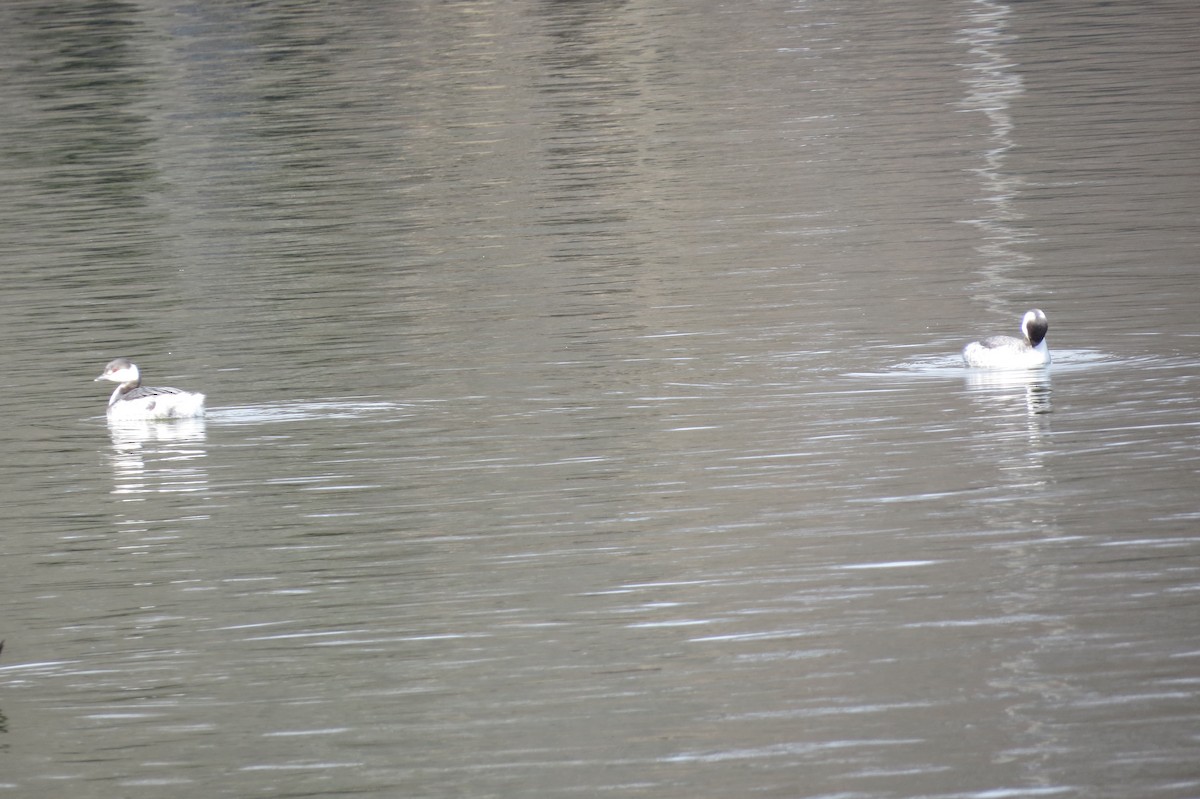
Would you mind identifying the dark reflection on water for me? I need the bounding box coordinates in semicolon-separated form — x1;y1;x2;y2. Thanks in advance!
2;0;1200;797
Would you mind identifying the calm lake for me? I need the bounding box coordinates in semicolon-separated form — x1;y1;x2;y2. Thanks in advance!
1;0;1198;797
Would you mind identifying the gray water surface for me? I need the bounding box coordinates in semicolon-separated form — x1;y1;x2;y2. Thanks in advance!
2;1;1198;797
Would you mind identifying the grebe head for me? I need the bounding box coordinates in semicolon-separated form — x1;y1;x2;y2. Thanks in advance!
1021;309;1049;347
95;358;140;385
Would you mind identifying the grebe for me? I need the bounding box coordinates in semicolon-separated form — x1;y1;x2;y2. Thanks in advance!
962;309;1050;369
94;358;206;420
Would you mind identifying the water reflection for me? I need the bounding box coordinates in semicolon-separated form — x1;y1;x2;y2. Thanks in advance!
958;0;1038;308
963;369;1052;500
964;367;1052;416
104;418;208;496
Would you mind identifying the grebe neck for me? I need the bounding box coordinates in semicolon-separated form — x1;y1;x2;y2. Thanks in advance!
108;379;141;407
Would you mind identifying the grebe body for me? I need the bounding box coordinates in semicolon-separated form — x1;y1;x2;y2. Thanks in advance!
94;358;206;420
962;309;1051;369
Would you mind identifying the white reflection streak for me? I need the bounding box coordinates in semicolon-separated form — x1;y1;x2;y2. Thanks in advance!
966;368;1052;418
965;369;1052;470
957;1;1055;450
958;0;1033;308
105;418;209;497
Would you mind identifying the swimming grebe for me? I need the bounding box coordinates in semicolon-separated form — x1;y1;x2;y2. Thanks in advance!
962;309;1050;369
94;358;206;420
